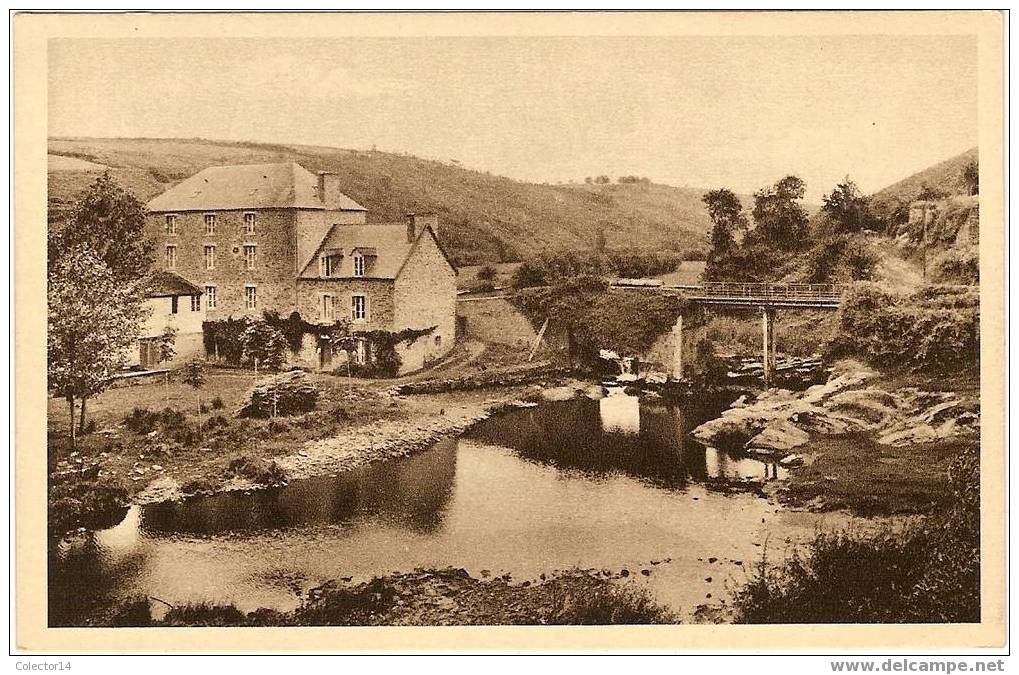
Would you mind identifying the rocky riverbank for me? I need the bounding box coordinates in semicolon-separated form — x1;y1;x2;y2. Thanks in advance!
690;360;980;514
100;566;676;627
132;378;597;504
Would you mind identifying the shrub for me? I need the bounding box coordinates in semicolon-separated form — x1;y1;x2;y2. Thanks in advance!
109;597;154;627
476;264;497;281
472;280;496;293
223;456;289;486
930;246;979;284
827;282;979;374
124;407;161;434
49;478;128;535
203;414;230;431
161;603;248;627
733;444;979;624
211;396;224;410
240;321;290;371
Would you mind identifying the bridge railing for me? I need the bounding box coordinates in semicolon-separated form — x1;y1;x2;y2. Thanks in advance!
692;282;847;301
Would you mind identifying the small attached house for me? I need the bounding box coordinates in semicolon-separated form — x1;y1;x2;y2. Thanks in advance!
128;271;206;370
144;162;457;375
295;213;457;373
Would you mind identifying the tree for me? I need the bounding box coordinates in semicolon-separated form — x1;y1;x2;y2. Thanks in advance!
594;175;611;184
155;326;177;364
702;188;748;281
239;321;290;372
49;172;153;284
180;360;207;416
962;160;979;195
819;177;880;234
916;183;948;202
48;247;149;446
749;175;810;251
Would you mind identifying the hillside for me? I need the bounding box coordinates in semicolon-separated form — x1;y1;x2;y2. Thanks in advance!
47;137;717;265
869;146;978;222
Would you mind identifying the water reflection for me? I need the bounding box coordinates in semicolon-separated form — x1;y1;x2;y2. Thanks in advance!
467;392;781;488
50;394;793;626
599;390;641;434
144;438;458;535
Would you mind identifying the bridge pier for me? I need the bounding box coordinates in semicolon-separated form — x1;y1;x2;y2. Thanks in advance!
671;314;684;380
762;307;776;386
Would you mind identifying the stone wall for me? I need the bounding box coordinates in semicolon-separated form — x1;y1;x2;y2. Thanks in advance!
393;231;457;366
294;277;395;331
145;208;298;319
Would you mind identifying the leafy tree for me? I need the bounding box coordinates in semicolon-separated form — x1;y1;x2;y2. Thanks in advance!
803;233;877;283
155;326;177;364
749;175;811;252
180;360;207;415
594;175;611;184
49;172;153;284
239;321;289;372
962;160;979;195
48;246;149;446
702;188;748;280
819;177;881;234
916;183;949;202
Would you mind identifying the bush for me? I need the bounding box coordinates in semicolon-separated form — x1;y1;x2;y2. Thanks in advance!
49;478;128;535
476;264;497;281
827;282;979;374
733;444;979;623
211;396;224;410
511;250;683;288
240;321;290;371
930;246;979;284
223;456;289;486
472;280;497;293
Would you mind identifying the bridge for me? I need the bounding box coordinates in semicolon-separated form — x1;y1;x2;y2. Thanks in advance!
611;279;847;385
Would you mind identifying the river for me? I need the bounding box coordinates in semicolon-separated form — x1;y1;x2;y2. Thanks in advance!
50;389;842;625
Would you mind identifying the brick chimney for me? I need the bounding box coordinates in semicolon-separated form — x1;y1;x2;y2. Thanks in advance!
317;172;343;208
405;212;439;243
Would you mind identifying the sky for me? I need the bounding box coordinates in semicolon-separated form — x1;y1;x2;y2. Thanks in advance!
49;35;978;200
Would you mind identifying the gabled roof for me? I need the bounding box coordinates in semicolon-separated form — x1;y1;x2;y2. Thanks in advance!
146;162;366;212
299;222;456;281
301;224;415;279
147;271;202;298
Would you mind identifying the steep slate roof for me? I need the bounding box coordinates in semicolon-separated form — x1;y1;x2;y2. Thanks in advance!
301;224;415;279
146;162;366;212
147;271;202;298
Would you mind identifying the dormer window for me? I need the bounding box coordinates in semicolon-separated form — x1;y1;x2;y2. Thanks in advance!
320;254;333;277
353;253;366;277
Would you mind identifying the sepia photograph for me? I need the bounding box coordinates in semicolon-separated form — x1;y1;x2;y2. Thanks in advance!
12;9;1007;656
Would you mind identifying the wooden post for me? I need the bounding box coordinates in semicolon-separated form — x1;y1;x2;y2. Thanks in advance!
762;307;776;387
671;314;684;381
528;318;549;362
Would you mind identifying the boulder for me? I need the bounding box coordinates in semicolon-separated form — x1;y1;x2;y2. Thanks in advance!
747;420;810;452
877;423;939;446
239;370;319;418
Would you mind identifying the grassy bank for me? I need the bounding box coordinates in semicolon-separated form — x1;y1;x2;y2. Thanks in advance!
733;444;979;623
47;366;562;535
102;567;676;627
771;369;980;516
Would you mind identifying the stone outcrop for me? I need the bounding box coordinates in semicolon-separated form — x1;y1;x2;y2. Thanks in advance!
691;362;979;458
